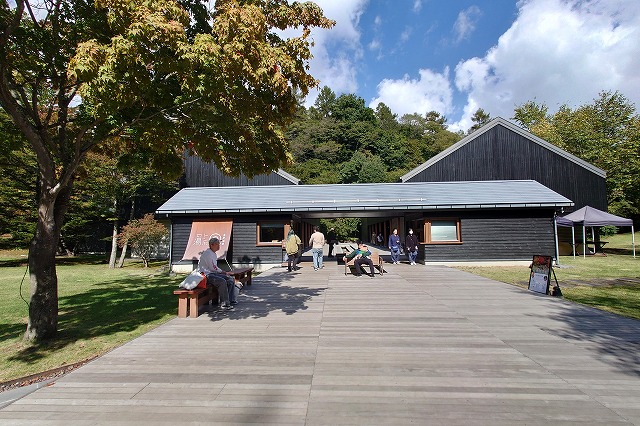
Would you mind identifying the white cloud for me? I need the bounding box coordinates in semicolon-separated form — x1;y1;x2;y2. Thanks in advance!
452;0;640;130
453;6;482;43
300;0;369;105
369;68;454;118
400;27;412;43
413;0;422;13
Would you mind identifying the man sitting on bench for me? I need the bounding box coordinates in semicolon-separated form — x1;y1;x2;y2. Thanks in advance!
198;237;235;309
346;241;376;277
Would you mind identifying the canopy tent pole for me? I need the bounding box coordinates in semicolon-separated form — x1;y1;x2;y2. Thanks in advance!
583;225;587;259
572;226;576;259
633;225;636;259
553;216;560;265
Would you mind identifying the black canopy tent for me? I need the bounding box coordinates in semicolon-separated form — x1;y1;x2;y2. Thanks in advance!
554;206;636;259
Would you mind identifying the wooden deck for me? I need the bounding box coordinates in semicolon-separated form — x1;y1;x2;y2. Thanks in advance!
1;264;639;425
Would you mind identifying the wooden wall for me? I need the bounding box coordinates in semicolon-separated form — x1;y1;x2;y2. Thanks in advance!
419;209;557;261
183;155;297;187
405;124;607;212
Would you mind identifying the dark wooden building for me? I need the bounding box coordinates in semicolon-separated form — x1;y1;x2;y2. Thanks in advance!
157;181;572;271
183;154;300;187
401;117;607;212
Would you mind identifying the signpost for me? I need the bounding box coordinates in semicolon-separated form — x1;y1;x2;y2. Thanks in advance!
528;255;553;294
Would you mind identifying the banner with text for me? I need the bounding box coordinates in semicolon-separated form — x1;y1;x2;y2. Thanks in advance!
181;220;233;261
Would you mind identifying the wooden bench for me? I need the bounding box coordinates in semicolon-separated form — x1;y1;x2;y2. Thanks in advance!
173;286;218;318
344;251;384;276
173;267;254;318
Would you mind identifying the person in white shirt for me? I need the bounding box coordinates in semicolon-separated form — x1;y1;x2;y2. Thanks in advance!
308;226;325;271
198;237;235;309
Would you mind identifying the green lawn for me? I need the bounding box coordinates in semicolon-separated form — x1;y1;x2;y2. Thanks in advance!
0;253;181;383
456;231;640;320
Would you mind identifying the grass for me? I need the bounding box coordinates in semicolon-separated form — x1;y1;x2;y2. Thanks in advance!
0;252;181;383
456;231;640;320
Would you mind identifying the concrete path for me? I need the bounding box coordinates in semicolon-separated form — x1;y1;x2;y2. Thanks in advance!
1;263;639;425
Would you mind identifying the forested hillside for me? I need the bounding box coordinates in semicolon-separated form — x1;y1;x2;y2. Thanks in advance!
282;87;464;184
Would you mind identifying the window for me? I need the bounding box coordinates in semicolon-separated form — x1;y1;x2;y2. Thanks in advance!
257;222;289;246
424;219;462;244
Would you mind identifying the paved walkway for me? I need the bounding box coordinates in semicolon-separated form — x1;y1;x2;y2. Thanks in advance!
1;263;639;425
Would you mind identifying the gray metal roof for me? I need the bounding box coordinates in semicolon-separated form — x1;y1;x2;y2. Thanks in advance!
156;180;573;215
400;117;606;182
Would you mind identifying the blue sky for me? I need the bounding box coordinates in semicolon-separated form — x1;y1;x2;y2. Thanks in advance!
304;0;640;131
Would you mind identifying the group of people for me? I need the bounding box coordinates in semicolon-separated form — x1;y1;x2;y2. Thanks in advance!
197;236;239;310
387;228;420;265
285;226;331;272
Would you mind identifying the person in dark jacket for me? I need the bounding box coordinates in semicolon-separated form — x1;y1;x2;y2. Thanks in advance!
405;228;419;265
388;228;401;264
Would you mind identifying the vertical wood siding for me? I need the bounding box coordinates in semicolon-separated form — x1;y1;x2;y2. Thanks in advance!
184;155;297;187
421;209;556;261
406;125;607;211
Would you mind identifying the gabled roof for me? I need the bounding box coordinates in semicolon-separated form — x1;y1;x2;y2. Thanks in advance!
400;117;606;182
156;180;572;215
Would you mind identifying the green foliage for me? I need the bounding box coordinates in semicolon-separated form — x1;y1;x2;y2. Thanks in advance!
285;98;461;184
118;214;168;267
514;91;640;217
468;108;491;134
600;225;618;237
320;218;362;241
340;151;388;183
0;112;36;248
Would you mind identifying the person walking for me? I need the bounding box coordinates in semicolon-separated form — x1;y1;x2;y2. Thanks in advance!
309;226;325;270
388;228;401;264
405;228;419;265
285;229;302;272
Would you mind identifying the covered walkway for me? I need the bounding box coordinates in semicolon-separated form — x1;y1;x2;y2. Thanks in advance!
1;264;639;425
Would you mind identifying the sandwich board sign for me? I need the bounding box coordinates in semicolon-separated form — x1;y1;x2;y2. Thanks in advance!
529;255;552;294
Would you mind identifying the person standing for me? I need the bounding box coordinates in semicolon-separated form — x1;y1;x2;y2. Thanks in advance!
388;228;401;264
197;237;235;309
405;228;419;265
327;227;337;258
285;229;302;272
309;226;325;270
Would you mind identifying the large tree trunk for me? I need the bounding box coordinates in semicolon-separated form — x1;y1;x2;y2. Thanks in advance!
24;184;71;341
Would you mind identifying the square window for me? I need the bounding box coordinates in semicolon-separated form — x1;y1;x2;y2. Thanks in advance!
423;218;462;244
257;222;288;246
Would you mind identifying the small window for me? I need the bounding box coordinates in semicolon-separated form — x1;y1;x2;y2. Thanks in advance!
257;222;288;246
424;219;461;244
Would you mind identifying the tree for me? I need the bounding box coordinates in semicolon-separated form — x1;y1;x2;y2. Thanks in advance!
513;91;640;217
1;0;333;340
468;108;491;134
117;214;168;268
309;86;336;119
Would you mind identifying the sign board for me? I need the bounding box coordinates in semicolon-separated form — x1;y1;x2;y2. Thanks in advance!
528;255;552;294
181;220;233;261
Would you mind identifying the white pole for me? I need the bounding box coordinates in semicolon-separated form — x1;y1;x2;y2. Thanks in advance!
583;225;586;259
554;216;560;265
633;225;636;259
572;226;576;259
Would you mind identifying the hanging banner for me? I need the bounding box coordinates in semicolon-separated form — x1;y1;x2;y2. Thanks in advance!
528;255;552;294
181;220;233;261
